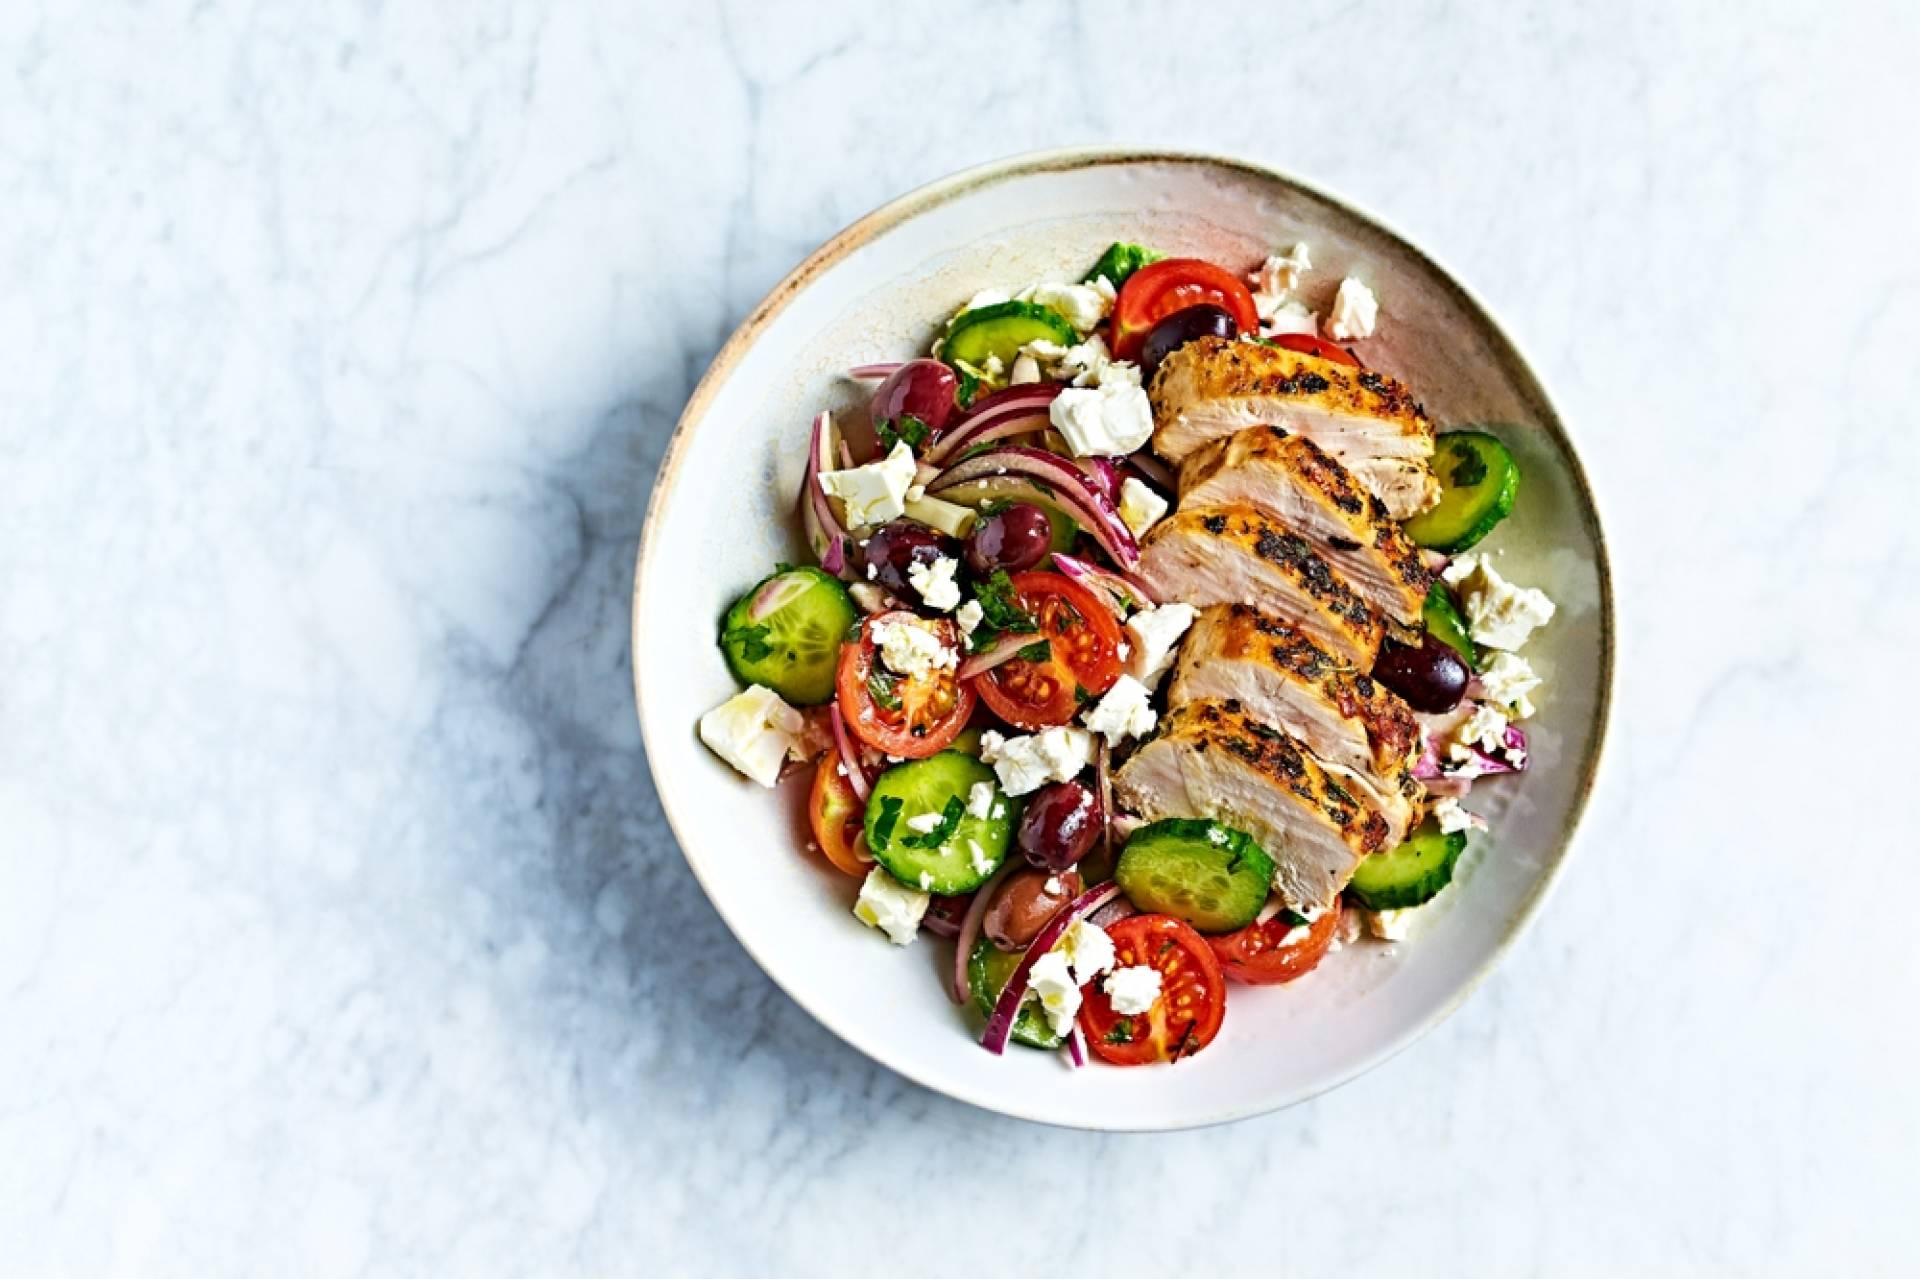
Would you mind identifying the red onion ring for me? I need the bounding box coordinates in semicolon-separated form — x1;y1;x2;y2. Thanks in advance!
952;858;1016;1005
827;704;872;802
929;446;1139;568
1050;552;1160;616
955;629;1040;681
1066;1022;1088;1068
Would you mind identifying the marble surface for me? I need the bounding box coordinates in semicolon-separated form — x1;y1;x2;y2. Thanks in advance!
4;1;1915;1273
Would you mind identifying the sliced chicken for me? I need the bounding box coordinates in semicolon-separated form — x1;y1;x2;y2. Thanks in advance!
1167;603;1422;839
1112;698;1392;911
1178;426;1433;626
1149;337;1439;519
1136;504;1383;667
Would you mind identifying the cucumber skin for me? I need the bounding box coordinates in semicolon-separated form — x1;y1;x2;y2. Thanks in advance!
968;937;1062;1049
718;567;856;705
864;753;1015;895
1347;822;1466;910
1405;431;1520;554
1115;819;1275;935
942;301;1077;371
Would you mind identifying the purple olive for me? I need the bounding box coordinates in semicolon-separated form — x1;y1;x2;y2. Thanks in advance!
860;521;959;594
1371;636;1470;713
870;359;958;438
1139;304;1239;379
964;502;1053;576
1016;780;1104;872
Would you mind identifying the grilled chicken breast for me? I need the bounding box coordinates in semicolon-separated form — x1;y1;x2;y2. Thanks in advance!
1136;505;1384;667
1167;604;1422;838
1149;338;1439;519
1178;426;1433;626
1113;698;1392;911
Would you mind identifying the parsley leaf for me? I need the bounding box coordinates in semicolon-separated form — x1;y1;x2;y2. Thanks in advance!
901;796;965;849
872;795;903;849
1279;909;1311;929
1446;439;1488;488
968;570;1041;653
876;414;930;455
723;623;775;664
1016;639;1052;663
866;669;902;711
955;368;980;410
1104;1018;1136;1044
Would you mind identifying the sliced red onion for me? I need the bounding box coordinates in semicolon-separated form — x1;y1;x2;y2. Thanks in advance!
1074;455;1121;504
956;629;1039;681
922;894;968;939
1051;552;1159;616
848;362;903;379
1422;774;1474;799
914;460;942;488
1420;548;1450;574
1066;1023;1088;1068
924;385;1063;465
1087;896;1136;929
1110;813;1144;842
952;859;1016;1005
828;704;872;802
1122;451;1176;491
981;881;1122;1055
800;411;857;579
929;446;1140;568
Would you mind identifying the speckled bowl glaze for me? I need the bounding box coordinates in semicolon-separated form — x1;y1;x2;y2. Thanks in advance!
633;149;1612;1130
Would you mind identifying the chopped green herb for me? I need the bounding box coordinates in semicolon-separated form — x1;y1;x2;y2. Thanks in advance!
968;570;1042;653
872;795;903;848
723;624;775;664
1279;908;1311;929
1447;439;1488;488
1082;242;1163;289
1017;639;1052;663
876;414;931;455
901;795;965;849
955;368;981;409
866;669;902;711
1104;1018;1136;1044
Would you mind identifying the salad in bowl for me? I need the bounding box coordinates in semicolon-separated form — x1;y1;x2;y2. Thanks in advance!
692;237;1557;1070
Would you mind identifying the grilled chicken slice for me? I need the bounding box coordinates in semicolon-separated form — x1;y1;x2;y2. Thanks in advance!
1136;504;1383;667
1113;698;1392;911
1178;426;1433;626
1149;337;1439;519
1167;604;1422;839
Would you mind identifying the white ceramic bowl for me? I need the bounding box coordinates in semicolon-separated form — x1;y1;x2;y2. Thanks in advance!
633;149;1613;1130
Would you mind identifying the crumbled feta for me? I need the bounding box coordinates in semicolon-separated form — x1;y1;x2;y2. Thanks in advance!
1251;242;1313;297
1025;950;1083;1037
1009;353;1042;385
977;725;1095;795
853;868;929;944
698;684;804;787
1022;334;1139;390
818;441;918;528
1431;796;1485;835
966;781;996;819
1083;674;1158;746
1448;702;1510;765
955;599;984;637
1325;276;1379;341
1124;603;1199;688
1361;906;1417;942
967;839;993;877
1048;381;1155;457
1261;299;1319;337
869;619;957;679
1477;651;1542;718
907;555;961;611
904;810;945;835
1060;919;1116;985
1022;280;1113;333
1117;477;1169;536
1442;555;1556;651
960;287;1011;314
1103;964;1163;1015
917;871;934;890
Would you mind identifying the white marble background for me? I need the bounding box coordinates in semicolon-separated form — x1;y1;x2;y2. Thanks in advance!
4;1;1915;1274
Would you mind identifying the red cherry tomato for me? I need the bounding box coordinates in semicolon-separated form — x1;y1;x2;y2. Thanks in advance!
1208;900;1345;985
1110;259;1259;362
835;612;975;758
974;572;1125;730
1269;332;1362;368
1080;914;1227;1065
806;755;871;877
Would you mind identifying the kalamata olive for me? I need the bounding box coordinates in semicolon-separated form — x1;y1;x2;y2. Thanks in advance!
1371;635;1471;713
870;359;958;438
860;521;959;594
1139;304;1239;379
1016;779;1104;872
984;867;1084;951
963;502;1053;576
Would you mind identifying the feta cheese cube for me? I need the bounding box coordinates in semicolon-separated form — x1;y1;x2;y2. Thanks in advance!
853;868;930;944
966;781;996;819
698;684;804;787
1442;555;1556;651
977;726;1095;796
1102;964;1163;1016
1448;702;1510;767
1082;674;1158;746
818;441;918;529
1477;651;1542;719
960;287;1011;313
1431;796;1485;835
1048;381;1155;457
904;810;945;835
1360;906;1417;942
955;598;984;637
1123;602;1199;688
907;555;961;612
1117;477;1169;537
869;618;957;679
1251;242;1312;296
1260;299;1319;336
1325;276;1379;341
1009;353;1042;385
1023;281;1113;333
1025;950;1082;1037
1059;919;1115;985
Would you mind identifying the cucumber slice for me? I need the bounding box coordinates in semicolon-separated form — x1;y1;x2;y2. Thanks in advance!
1422;581;1479;671
1081;242;1162;289
936;479;1079;553
968;936;1062;1050
1403;431;1520;553
1347;818;1466;910
865;752;1018;894
1115;819;1275;934
718;566;857;705
943;301;1077;373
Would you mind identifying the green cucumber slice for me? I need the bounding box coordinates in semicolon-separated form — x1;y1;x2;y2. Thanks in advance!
1403;431;1520;553
1347;818;1466;910
1422;581;1479;671
935;478;1079;553
1081;242;1162;289
718;566;857;705
942;301;1077;373
968;936;1062;1050
1115;819;1275;934
864;752;1017;894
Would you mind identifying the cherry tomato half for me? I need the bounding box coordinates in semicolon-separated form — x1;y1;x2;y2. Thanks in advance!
975;572;1124;730
1268;332;1362;368
835;611;974;758
1208;899;1345;985
1080;914;1227;1065
1110;259;1259;363
806;755;871;877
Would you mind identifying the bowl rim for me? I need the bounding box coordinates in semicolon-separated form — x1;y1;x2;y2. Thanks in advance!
631;146;1615;1131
